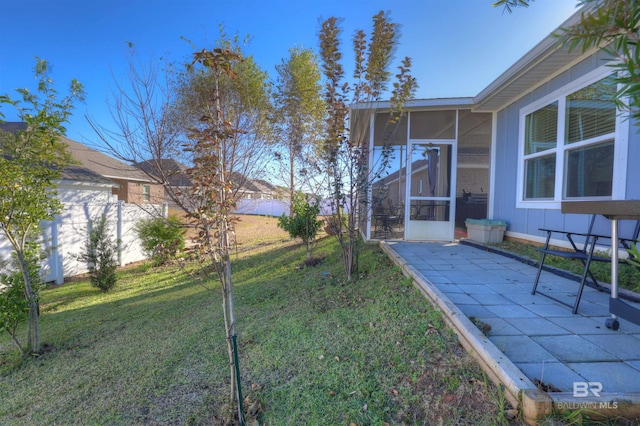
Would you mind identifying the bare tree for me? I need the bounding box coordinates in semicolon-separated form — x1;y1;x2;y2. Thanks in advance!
88;36;272;217
86;47;191;212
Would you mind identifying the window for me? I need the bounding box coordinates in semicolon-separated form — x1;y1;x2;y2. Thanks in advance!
519;72;618;205
143;185;151;202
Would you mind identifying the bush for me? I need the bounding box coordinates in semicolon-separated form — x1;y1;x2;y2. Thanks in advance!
80;215;118;291
134;215;185;266
278;192;323;259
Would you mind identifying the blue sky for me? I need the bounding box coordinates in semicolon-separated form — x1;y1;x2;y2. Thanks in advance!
1;0;579;143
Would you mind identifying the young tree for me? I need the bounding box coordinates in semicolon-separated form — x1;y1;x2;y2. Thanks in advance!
185;47;246;425
0;58;84;355
80;215;119;292
170;31;273;205
318;12;417;280
89;32;272;425
273;48;325;213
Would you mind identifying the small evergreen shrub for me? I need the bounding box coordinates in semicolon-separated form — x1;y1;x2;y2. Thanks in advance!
134;215;185;266
80;215;118;291
278;192;323;259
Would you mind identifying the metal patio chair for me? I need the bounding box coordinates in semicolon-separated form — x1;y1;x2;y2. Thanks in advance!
532;215;640;314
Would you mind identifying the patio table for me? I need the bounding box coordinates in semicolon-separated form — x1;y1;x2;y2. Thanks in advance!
561;200;640;330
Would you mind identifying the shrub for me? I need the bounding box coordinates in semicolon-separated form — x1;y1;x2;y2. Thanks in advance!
278;192;323;259
80;215;118;291
134;215;185;266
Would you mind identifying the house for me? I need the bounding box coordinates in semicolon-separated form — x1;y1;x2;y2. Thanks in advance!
0;123;163;283
134;158;192;210
357;5;637;246
63;138;164;205
231;173;279;200
134;159;280;212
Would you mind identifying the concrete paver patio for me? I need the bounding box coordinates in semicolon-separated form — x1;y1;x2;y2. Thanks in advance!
381;240;640;423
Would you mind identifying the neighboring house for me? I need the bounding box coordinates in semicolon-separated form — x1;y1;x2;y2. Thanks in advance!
0;123;162;283
63;138;164;205
135;158;192;209
135;159;280;207
230;172;279;200
356;5;637;245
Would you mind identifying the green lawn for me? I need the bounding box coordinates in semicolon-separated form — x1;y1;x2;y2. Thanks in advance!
491;240;640;293
0;222;511;425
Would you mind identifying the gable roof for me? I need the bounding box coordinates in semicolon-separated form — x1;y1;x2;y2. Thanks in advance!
0;122;116;187
135;158;191;187
59;163;117;186
229;172;277;194
62;137;152;183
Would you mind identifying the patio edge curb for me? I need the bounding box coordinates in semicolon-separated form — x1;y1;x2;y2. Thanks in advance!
379;242;552;425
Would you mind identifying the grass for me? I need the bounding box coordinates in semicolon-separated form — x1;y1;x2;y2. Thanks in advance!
490;240;640;294
0;215;513;425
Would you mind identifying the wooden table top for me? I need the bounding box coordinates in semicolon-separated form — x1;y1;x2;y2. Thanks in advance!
561;200;640;220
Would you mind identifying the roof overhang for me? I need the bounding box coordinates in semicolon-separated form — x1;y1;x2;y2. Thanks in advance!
351;97;475;112
105;175;156;184
57;179;119;189
350;6;605;116
472;5;600;112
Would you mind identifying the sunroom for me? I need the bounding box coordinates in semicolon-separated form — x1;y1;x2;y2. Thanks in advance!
358;100;492;241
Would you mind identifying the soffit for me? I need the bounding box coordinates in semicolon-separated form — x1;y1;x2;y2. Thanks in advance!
473;5;597;113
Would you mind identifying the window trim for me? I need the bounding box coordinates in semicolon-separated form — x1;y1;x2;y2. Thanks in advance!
516;65;628;209
142;184;151;202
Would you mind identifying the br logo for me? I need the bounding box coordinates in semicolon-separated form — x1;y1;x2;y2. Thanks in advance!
573;382;603;397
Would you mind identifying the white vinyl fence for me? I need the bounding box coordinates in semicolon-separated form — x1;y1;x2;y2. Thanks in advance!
235;199;290;217
234;198;346;217
0;187;164;285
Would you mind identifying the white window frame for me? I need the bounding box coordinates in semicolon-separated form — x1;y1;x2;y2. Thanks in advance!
516;65;629;209
143;184;151;202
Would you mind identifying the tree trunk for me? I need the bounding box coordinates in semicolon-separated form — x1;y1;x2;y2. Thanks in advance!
221;269;237;422
289;145;295;217
17;250;39;354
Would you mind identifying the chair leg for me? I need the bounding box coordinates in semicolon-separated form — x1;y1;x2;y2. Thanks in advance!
532;252;547;295
572;243;597;314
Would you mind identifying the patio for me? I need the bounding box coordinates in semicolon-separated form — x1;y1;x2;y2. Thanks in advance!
380;239;640;423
